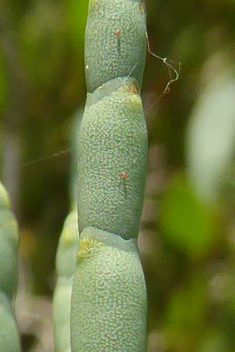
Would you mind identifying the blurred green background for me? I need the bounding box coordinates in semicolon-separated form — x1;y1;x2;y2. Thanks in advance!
1;0;235;351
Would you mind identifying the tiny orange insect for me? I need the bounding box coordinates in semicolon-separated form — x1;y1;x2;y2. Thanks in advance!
115;29;121;36
122;171;127;179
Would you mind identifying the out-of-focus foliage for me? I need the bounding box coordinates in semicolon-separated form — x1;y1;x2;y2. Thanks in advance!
0;53;8;112
160;174;218;259
1;0;235;351
187;52;235;204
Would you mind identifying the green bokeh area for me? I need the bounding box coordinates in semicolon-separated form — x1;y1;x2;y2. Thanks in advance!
1;0;235;351
160;175;218;259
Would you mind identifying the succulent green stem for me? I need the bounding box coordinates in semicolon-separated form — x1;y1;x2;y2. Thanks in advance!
71;0;148;350
53;209;79;352
0;182;21;352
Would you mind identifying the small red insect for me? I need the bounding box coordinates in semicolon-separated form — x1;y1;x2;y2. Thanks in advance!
121;171;127;179
115;29;121;36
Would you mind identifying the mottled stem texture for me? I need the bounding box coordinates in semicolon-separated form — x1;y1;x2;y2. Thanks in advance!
0;182;21;351
71;0;148;351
